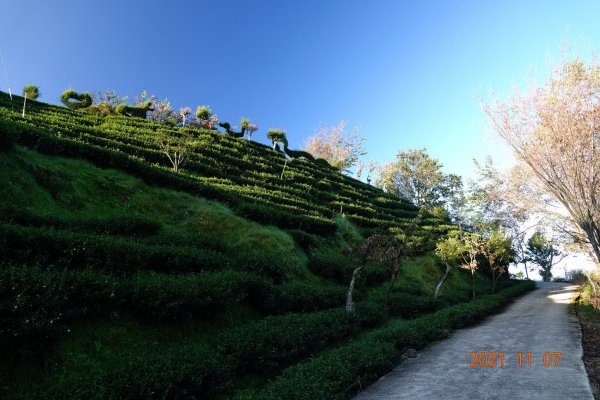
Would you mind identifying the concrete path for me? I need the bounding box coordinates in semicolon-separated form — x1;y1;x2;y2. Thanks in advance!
354;282;593;400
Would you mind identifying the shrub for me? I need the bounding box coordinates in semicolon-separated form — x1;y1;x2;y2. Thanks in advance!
115;101;153;119
236;281;535;400
307;247;354;282
61;89;93;110
0;265;120;360
385;293;445;318
217;305;384;374
125;270;255;322
22;85;40;100
0;119;18;151
46;342;233;400
262;281;347;313
0;222;230;274
79;215;162;236
196;105;211;121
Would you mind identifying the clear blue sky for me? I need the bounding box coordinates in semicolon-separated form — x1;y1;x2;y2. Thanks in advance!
3;0;600;180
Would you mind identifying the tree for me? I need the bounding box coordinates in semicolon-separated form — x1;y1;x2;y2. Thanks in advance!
22;85;39;100
483;58;600;265
435;232;465;298
343;234;382;311
179;107;192;127
156;128;197;172
526;231;565;282
267;128;287;150
304;120;367;172
460;232;483;298
480;229;514;293
377;148;459;209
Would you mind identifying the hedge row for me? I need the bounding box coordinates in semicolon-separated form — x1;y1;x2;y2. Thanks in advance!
17;300;384;400
233;281;535;400
0;222;233;275
0;103;432;233
2;118;338;235
0;265;349;358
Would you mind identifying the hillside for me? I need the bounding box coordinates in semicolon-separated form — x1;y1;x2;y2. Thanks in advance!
0;92;534;399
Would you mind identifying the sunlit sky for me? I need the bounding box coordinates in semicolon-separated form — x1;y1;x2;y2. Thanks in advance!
3;1;600;276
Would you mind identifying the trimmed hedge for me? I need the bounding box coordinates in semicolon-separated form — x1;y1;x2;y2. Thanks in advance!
0;222;230;274
60;90;92;110
233;281;535;400
44;342;232;400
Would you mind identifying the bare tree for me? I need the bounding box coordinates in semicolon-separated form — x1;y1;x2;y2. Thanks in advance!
304;120;367;172
156;128;197;172
483;58;600;265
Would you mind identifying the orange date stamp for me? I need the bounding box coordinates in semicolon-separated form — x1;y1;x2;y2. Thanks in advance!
469;351;561;367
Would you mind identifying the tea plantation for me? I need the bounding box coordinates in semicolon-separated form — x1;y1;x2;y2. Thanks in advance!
0;91;534;399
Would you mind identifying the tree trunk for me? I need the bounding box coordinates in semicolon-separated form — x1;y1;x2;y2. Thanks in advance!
523;260;529;280
280;159;288;179
471;269;476;298
346;266;362;311
492;269;496;293
434;262;452;298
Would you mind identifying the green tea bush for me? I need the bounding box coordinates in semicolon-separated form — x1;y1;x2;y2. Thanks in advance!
45;342;233;400
79;215;162;236
0;223;230;274
61;89;92;110
0;118;18;151
236;281;534;400
23;85;40;100
217;305;385;374
0;265;120;360
125;270;257;322
385;293;446;318
307;247;354;281
261;281;347;313
234;339;398;400
115;101;153;119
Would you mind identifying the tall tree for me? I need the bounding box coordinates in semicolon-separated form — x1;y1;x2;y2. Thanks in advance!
480;229;514;293
483;58;600;265
377;148;459;209
526;231;565;282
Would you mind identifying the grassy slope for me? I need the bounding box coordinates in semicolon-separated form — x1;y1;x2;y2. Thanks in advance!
0;93;532;399
1;146;308;279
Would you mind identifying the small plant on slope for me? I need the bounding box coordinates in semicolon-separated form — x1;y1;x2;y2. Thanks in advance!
22;85;40;100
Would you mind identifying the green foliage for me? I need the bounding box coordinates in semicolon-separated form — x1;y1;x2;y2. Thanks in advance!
526;230;561;282
22;85;40;100
115;101;153;119
435;232;465;265
235;281;534;400
378;148;460;208
45;342;232;400
0;264;120;360
308;247;355;281
267;128;287;149
60;89;92;110
0;222;231;274
196;105;211;120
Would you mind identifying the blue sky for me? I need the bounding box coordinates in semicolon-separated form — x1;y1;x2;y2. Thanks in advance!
3;1;600;181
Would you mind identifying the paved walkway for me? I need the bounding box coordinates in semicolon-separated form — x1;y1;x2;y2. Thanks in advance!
354;282;593;400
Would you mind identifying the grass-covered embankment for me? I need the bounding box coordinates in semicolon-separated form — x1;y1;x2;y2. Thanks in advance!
0;93;531;399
